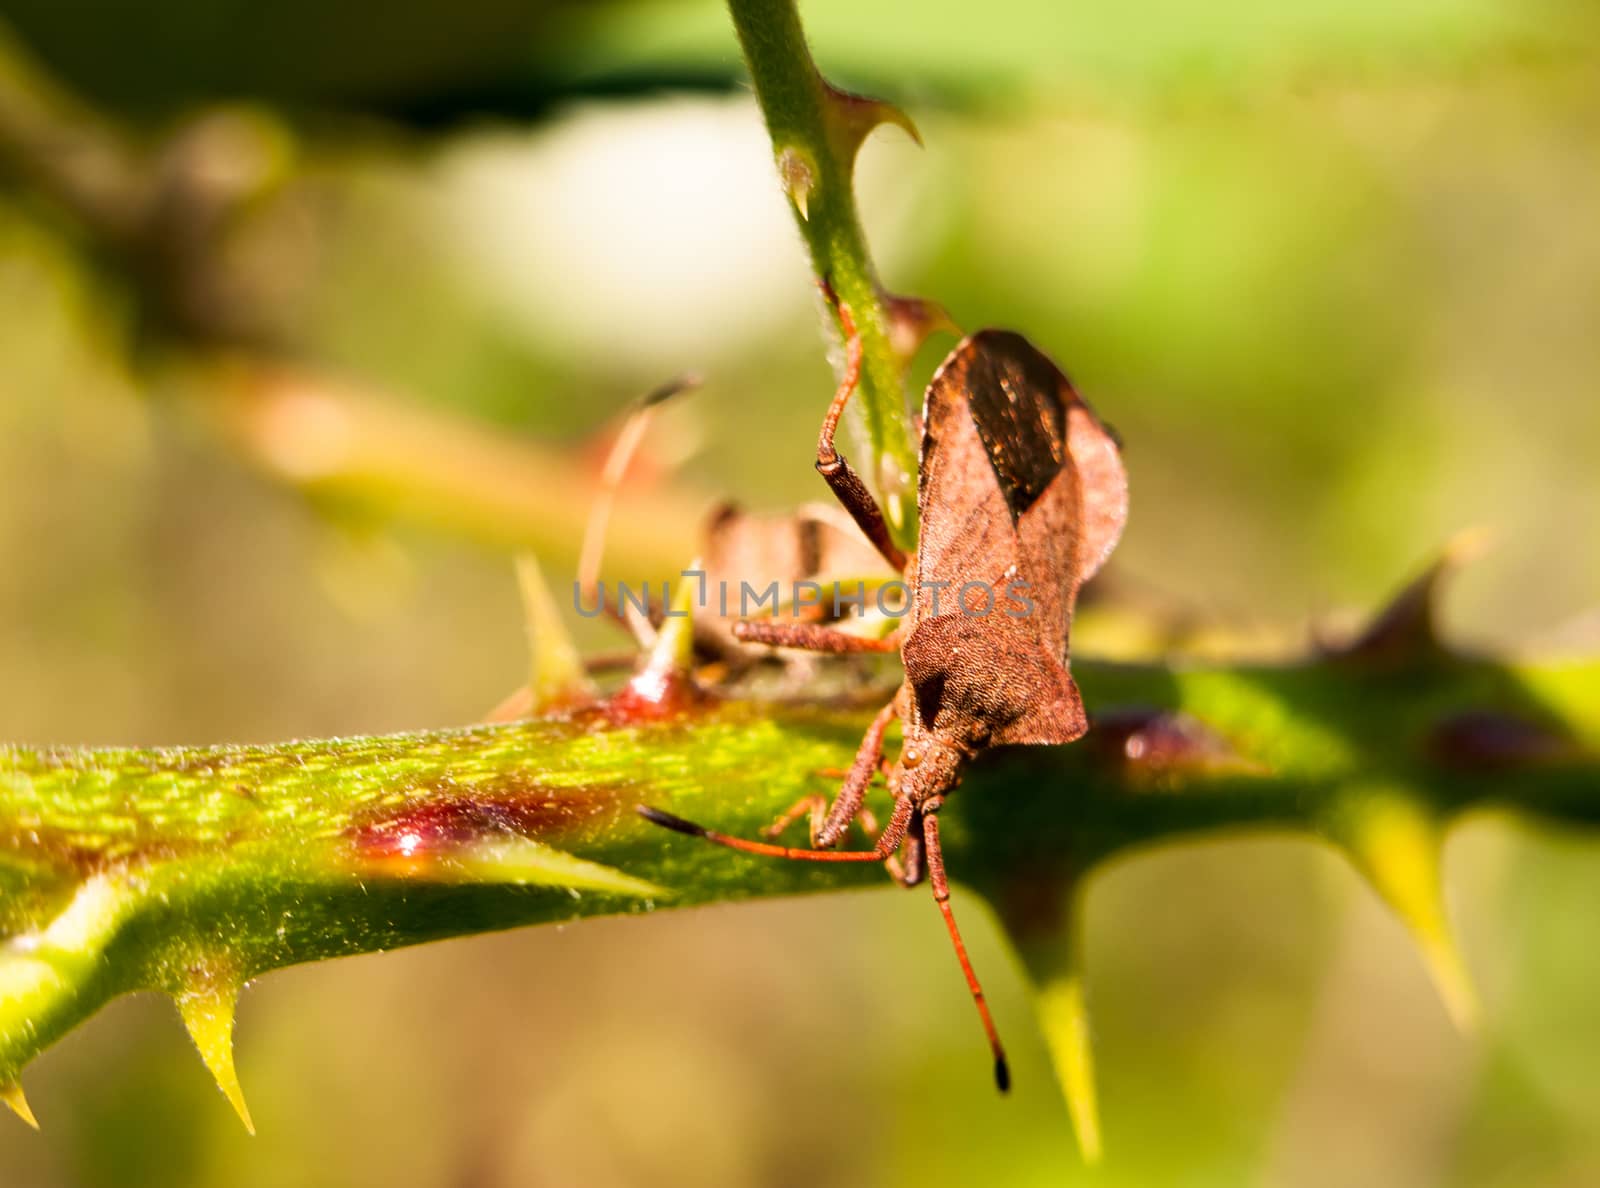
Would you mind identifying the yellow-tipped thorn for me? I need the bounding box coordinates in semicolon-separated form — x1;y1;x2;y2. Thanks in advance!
1013;882;1103;1163
177;980;255;1135
1415;919;1480;1034
1037;968;1103;1163
453;836;669;899
641;562;701;680
776;146;815;221
516;553;597;713
1340;794;1479;1032
2;1081;39;1130
608;563;704;715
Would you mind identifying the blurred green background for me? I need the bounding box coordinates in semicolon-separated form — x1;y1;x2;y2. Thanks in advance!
2;0;1599;1184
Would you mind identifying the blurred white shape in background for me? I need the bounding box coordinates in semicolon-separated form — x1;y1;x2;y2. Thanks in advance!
439;95;811;369
437;92;938;376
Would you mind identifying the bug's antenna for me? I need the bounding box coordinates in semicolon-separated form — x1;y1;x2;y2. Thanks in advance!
922;811;1010;1093
637;796;913;863
639;800;1010;1091
577;374;701;625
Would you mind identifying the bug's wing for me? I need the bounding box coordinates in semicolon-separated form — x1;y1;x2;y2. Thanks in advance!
908;331;1073;743
910;331;1128;745
1067;401;1128;585
918;330;1126;665
1014;398;1127;664
911;333;1036;628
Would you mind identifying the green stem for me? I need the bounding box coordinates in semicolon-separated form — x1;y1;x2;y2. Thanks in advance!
4;648;1597;1088
727;0;921;547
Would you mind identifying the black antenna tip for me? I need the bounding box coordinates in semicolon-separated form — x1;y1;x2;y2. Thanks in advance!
993;1056;1011;1094
642;373;701;407
636;805;709;838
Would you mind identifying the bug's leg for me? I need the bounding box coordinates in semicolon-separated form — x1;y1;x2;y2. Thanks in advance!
732;620;900;654
880;685;915;880
761;794;829;842
639;675;911;860
814;301;908;573
922;804;1009;1092
813;697;899;847
767;693;897;845
852;805;919;885
871;687;921;881
897;826;926;888
854;805;904;882
764;695;899;846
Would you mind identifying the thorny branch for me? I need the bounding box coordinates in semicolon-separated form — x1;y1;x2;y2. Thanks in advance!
2;579;1598;1144
0;1;1596;1164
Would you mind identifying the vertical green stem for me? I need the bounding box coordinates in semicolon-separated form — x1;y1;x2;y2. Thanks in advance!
726;0;920;548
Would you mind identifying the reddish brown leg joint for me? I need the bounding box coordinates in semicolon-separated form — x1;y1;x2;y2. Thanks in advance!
815;298;908;573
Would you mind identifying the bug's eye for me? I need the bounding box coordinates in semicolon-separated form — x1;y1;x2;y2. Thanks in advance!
902;746;923;768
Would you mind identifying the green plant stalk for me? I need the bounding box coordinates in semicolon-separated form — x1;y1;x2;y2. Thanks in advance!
4;648;1597;1095
727;0;921;548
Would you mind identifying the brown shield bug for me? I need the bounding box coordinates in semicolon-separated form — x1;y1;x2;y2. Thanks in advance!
640;301;1129;1089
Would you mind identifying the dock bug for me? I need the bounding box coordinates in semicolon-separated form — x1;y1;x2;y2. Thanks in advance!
641;302;1128;1089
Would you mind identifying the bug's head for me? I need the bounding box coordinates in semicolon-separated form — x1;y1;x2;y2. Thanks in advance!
890;721;967;806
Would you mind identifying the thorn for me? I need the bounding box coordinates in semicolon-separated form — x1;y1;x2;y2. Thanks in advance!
1336;793;1479;1032
641;564;700;681
882;293;959;369
776;146;815;220
515;553;597;713
1011;880;1103;1163
1334;527;1494;665
448;836;668;899
1037;968;1102;1162
820;81;922;170
604;570;709;721
176;979;255;1135
2;1081;39;1130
